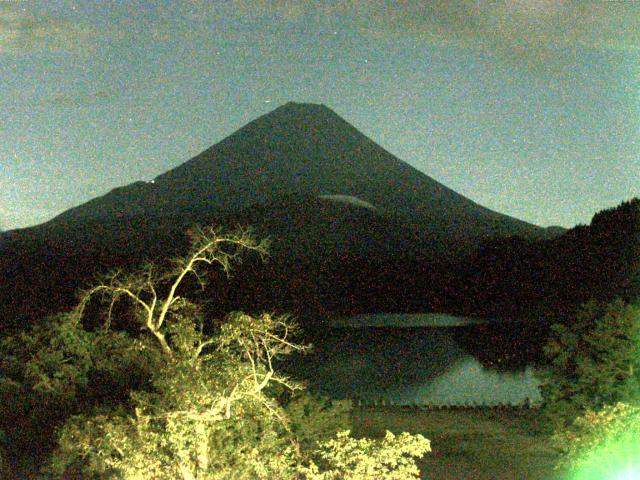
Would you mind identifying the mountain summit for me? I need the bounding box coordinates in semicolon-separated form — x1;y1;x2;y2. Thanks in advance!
50;102;547;243
0;102;561;327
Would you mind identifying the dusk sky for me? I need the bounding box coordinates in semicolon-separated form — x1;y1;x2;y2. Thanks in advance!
1;0;638;231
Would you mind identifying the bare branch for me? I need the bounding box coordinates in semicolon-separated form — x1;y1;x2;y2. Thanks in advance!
193;338;216;360
70;227;271;362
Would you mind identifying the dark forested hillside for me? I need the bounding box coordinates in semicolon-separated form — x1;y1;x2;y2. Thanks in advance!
0;102;558;331
1;105;636;341
2;197;636;342
444;198;639;322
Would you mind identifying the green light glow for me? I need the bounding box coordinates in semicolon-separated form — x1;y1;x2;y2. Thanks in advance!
568;420;640;480
612;468;640;480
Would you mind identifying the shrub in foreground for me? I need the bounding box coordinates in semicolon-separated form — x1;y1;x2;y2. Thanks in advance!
541;299;640;429
2;227;431;479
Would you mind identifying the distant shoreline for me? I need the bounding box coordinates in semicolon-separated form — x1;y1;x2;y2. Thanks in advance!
332;313;494;328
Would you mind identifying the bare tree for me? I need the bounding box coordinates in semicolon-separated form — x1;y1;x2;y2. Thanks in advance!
73;225;269;357
18;225;430;480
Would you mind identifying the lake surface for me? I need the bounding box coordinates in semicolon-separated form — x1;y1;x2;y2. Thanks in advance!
288;327;542;407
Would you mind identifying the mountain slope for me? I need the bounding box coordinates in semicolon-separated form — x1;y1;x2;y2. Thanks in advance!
0;102;563;329
47;102;550;244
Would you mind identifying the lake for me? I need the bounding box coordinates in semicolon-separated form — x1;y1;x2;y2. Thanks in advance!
287;322;542;407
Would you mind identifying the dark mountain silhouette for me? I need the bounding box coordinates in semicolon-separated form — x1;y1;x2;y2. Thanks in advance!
201;192;450;319
0;102;575;331
44;102;552;244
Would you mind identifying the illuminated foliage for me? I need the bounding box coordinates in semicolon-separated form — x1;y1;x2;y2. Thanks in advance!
299;430;431;480
2;226;431;479
545;297;640;479
46;311;309;479
553;402;640;480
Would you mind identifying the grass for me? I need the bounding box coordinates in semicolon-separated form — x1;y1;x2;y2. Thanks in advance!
351;406;566;480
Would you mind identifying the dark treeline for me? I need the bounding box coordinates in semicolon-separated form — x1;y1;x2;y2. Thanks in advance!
201;199;639;372
448;198;640;320
0;214;193;334
0;198;638;365
234;198;639;320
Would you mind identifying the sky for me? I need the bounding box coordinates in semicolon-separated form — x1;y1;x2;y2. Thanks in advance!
1;0;639;231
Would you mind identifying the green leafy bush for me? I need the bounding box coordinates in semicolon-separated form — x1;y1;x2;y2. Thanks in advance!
0;312;161;466
540;299;640;429
299;430;430;480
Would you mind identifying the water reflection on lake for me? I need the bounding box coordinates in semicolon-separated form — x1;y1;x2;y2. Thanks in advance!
289;327;541;406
